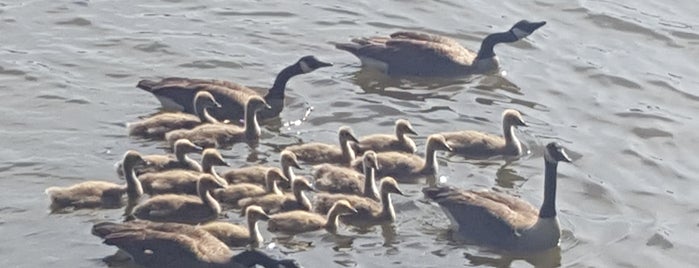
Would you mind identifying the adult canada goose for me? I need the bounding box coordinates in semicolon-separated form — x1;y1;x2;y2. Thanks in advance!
46;151;146;212
267;200;357;235
165;96;270;148
91;220;300;268
222;150;301;188
198;206;270;248
313;151;380;200
212;168;288;209
131;174;226;224
352;119;418;154
438;109;527;158
351;134;452;181
127;91;221;139
423;142;571;251
137;56;332;122
237;178;315;214
139;148;229;196
314;177;403;228
116;139;203;178
335;20;546;76
285;126;359;165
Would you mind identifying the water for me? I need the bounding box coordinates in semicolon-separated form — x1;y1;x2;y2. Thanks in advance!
1;0;698;267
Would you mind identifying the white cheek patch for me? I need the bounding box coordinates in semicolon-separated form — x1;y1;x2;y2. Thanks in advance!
299;61;312;73
512;28;531;39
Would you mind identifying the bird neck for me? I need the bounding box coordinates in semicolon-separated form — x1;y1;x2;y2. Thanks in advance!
266;63;302;100
293;188;311;211
243;104;261;140
199;187;222;215
421;145;438;174
539;160;559;218
503;123;521;154
123;164;143;200
476;31;518;60
325;208;342;233
247;217;263;247
266;177;282;195
200;108;219;124
380;191;396;221
362;165;379;200
341;138;356;165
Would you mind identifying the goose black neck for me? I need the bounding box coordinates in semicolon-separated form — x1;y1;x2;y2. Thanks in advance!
476;31;518;60
539;160;559;218
265;63;303;101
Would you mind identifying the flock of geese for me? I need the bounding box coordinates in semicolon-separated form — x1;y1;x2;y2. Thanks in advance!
44;19;573;267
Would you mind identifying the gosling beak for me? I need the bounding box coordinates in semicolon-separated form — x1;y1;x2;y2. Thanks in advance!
406;127;418;136
292;161;302;170
213;100;222;108
394;188;405;196
349;134;359;144
518;120;528;127
221;161;231;167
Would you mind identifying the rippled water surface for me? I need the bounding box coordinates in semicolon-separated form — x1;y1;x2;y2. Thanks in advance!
2;0;698;267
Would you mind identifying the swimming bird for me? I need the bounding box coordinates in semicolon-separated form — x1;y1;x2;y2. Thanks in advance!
285;126;359;166
138;148;229;196
335;20;546;76
137;56;332;122
237;177;315;214
212;168;288;209
91;220;300;268
313;150;380;199
351;134;452;181
46;151;146;212
422;142;571;251
221;150;301;188
438;109;527;158
164;96;269;148
352;119;418;154
198;206;270;248
127;91;221;139
267;200;357;235
116;138;203;178
314;177;403;228
131;174;226;224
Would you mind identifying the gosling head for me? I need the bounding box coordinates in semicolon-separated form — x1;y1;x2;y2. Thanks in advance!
246;96;271;112
297;55;333;74
379;177;404;196
173;139;204;154
280;150;302;170
291;178;316;193
244;205;270;222
509;20;547;40
396;119;418;136
427;134;453;152
545;142;572;164
362;150;380;170
502;109;527;128
202;148;230;167
265;167;289;183
194;91;221;109
122;150;148;169
338;126;359;144
329;200;358;216
197;174;227;192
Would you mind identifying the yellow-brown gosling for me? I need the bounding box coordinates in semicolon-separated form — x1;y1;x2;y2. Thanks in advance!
127;91;221;139
267;200;357;235
164;96;270;148
437;109;527;158
423;142;571;251
353;119;418;154
212;168;288;209
313;150;380;200
351;134;452;181
314;177;403;228
91;220;297;267
131;174;226;224
222;150;301;188
238;177;315;214
138;148;229;196
198;206;270;248
115;138;202;178
46;150;146;212
285;126;359;166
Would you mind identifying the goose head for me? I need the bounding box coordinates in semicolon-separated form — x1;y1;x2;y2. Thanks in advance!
280;150;302;170
338;126;359;145
329;200;358;216
509;20;547;40
244;205;271;222
426;134;453;152
173;139;203;155
502;109;527;128
201;148;230;167
545;142;572;164
193;91;221;109
395;119;418;136
379;177;404;196
362;150;380;170
297;55;333;74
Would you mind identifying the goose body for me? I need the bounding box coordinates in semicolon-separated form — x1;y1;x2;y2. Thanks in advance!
353;119;418;154
127;91;221;139
222;150;300;188
198;206;270;248
351;134;452;181
137;56;332;122
116;139;202;178
313;151;380;199
237;178;314;214
422;142;571;251
438;109;527;158
285;126;359;165
213;168;288;209
335;20;546;76
267;200;357;234
315;177;403;227
139;148;229;196
131;174;226;224
165;96;269;148
46;151;145;212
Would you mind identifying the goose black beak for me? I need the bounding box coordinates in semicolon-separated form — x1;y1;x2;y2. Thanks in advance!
531;21;547;31
317;60;333;68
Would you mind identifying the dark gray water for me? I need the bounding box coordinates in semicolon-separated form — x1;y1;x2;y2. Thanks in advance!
1;0;698;267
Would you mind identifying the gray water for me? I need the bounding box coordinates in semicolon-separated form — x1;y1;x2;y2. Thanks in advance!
1;0;698;267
